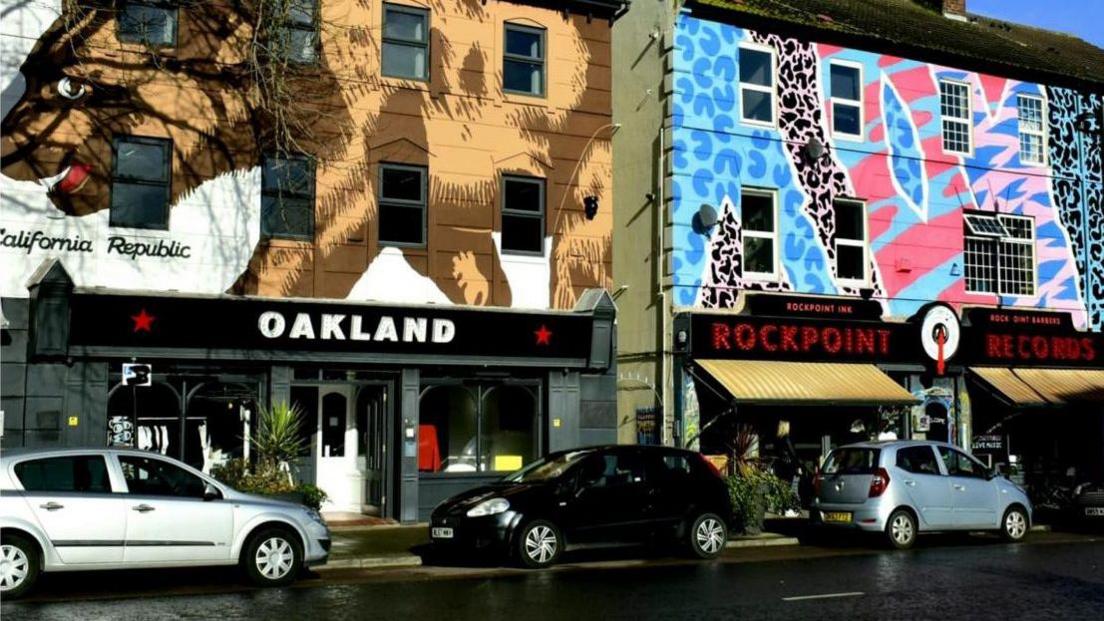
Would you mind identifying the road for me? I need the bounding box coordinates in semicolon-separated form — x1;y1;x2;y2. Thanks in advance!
4;532;1103;620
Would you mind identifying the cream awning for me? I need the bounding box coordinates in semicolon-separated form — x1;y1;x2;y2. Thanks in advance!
696;360;919;406
971;367;1104;406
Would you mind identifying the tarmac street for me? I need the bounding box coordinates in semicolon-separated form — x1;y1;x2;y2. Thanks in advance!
3;531;1102;620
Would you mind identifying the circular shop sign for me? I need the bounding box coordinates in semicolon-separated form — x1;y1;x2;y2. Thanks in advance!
920;304;961;362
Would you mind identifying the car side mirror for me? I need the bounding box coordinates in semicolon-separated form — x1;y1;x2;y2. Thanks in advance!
203;483;222;501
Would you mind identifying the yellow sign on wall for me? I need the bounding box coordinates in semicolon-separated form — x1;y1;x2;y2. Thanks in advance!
494;455;523;471
67;416;79;427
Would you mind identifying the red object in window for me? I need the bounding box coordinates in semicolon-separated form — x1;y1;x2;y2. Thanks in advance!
418;424;441;472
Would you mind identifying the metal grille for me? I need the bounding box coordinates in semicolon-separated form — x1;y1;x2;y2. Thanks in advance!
940;81;971;154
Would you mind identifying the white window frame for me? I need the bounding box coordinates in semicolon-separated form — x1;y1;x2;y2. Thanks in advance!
828;60;864;141
996;213;1037;297
1017;93;1047;166
740;187;779;281
939;79;973;156
833;198;869;286
738;44;777;127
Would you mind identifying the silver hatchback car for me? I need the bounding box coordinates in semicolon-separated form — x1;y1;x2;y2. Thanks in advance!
811;440;1032;549
0;448;330;599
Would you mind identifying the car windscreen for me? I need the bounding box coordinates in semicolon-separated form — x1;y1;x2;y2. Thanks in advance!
823;448;881;475
502;450;594;483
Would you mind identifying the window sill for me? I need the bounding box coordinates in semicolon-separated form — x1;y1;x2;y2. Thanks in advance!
381;75;431;92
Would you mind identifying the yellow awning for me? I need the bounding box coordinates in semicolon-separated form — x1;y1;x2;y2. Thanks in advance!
696;360;919;406
971;367;1104;406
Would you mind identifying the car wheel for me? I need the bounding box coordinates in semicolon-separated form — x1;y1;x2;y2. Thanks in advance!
516;520;562;569
688;513;728;559
1001;506;1029;542
242;528;302;587
886;509;917;550
0;533;40;599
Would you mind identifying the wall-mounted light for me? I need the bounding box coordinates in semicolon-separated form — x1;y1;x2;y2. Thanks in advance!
803;136;832;165
692;203;718;235
584;195;599;220
950;262;962;277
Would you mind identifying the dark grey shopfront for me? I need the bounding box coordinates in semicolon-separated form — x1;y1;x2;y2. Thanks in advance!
0;263;617;522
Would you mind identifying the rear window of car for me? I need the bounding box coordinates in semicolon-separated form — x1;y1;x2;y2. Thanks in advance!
14;456;112;493
823;448;880;475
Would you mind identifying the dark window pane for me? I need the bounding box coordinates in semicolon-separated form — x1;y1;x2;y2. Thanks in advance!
281;27;317;63
741;89;772;123
739;48;772;86
502;214;543;253
505;27;542;58
384;7;427;41
837;244;865;280
743;236;774;274
262;196;313;238
119;455;206;498
289;0;316;26
382;42;427;79
118;5;176;46
835;201;864;240
741;193;774;232
504;178;542;212
830;64;860;100
896;446;940;475
823;448;880;475
833;102;861;136
111;182;168;228
263;157;313;197
379;204;424;244
116;141;168;181
15;456;111;493
381;166;423;201
504;59;542;94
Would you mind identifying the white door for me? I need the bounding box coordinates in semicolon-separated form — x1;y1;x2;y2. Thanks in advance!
116;454;234;563
317;386;363;513
14;454;126;564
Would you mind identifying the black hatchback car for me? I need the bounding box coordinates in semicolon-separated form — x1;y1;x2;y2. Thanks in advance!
429;445;732;568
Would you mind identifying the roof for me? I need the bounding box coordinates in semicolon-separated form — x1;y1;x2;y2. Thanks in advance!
690;0;1104;89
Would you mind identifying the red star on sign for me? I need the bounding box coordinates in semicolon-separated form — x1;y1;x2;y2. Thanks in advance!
534;324;553;346
131;308;156;333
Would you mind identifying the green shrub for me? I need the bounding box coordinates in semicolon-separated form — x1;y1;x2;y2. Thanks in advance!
211;458;294;495
726;466;800;534
295;484;329;511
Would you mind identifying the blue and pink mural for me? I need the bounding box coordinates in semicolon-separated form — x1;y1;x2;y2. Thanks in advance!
670;14;1104;329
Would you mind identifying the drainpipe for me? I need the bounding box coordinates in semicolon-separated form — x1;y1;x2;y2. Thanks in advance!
657;120;669;445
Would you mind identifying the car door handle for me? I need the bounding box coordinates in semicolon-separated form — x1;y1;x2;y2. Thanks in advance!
904;480;917;487
953;484;966;491
133;504;156;513
39;502;64;511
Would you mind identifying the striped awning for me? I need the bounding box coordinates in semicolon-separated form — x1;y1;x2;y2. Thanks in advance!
695;360;919;406
970;367;1104;406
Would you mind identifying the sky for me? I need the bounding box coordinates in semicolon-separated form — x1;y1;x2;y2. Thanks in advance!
969;0;1104;48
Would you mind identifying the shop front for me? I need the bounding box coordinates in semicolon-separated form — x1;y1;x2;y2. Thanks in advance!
962;308;1104;494
16;264;616;522
672;293;973;502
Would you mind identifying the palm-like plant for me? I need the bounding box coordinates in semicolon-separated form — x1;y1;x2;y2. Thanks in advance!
253;400;305;476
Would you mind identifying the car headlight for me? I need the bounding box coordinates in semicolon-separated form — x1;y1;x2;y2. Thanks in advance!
466;497;510;517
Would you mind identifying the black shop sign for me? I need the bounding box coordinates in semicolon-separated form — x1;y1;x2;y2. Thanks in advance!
67;293;595;361
963;308;1104;368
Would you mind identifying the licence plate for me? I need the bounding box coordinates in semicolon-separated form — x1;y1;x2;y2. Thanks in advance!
1086;507;1104;517
823;511;852;524
431;527;454;539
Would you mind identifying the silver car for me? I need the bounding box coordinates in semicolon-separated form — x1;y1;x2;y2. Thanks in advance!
0;448;330;599
811;440;1032;549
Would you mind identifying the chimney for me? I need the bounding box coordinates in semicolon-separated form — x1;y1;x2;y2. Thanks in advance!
917;1;967;17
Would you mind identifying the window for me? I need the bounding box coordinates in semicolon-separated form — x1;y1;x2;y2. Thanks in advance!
1017;94;1046;165
938;447;987;479
823;448;880;475
578;452;646;489
261;154;315;239
503;23;545;96
740;189;777;278
940;80;972;154
829;62;863;138
382;3;429;80
273;0;318;64
739;46;775;125
419;383;539;473
14;456;111;493
833;199;867;283
117;1;178;47
501;176;545;254
378;163;427;245
118;455;207;498
895;446;941;476
963;212;1035;296
110;135;171;229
